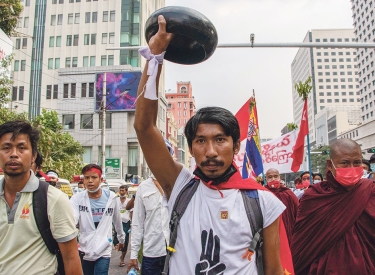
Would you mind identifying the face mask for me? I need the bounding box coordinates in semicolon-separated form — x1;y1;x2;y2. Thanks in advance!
120;195;127;198
331;159;363;187
370;164;375;171
87;185;101;193
302;180;310;188
363;170;368;176
313;180;321;184
77;188;84;192
267;180;280;188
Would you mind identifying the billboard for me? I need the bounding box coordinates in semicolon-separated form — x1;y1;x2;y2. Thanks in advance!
105;158;122;179
95;71;142;111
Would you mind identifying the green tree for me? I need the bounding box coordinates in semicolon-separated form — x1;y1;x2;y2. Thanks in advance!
32;109;85;181
287;122;298;131
0;0;23;36
294;76;312;100
0;53;14;106
310;145;330;174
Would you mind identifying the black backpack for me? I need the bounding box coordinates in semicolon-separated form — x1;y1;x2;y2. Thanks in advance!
162;178;264;275
33;180;65;275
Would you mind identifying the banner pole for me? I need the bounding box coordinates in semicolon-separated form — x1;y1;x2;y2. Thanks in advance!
306;127;313;185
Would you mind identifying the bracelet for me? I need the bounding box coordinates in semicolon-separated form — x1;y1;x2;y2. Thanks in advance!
138;46;166;100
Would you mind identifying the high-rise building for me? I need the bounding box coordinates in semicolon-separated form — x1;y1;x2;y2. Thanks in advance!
291;29;360;147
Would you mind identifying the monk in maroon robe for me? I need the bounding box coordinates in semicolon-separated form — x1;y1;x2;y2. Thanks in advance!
265;168;299;244
291;139;375;275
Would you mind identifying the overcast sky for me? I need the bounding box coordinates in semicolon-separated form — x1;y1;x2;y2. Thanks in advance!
163;0;353;138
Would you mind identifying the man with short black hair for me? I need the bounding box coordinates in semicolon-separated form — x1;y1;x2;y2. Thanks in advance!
0;120;81;274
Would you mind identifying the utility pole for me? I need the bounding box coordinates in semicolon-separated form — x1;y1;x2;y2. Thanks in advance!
101;73;106;170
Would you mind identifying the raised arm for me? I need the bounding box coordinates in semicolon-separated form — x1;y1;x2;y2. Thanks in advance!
134;15;182;199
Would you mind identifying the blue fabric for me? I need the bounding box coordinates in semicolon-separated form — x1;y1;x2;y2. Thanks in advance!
82;257;110;275
242;137;264;178
141;255;166;275
89;189;110;223
244;190;259;199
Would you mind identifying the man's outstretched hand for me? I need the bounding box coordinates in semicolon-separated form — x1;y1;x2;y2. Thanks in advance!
149;15;174;55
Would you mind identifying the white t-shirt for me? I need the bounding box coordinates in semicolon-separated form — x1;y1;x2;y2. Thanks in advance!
166;167;286;275
119;197;131;223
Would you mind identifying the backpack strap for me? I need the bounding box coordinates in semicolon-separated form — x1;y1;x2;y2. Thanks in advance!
33;180;65;275
241;190;264;275
162;178;200;275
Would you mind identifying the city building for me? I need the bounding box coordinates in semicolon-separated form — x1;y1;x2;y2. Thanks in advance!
165;81;196;129
291;29;360;147
166;111;178;160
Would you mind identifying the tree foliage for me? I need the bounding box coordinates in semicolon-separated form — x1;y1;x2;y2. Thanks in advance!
0;53;14;106
310;145;330;174
294;76;312;100
287;122;298;131
0;0;23;36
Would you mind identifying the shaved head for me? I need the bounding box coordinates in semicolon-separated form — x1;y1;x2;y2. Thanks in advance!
265;168;280;183
266;168;279;176
330;139;361;159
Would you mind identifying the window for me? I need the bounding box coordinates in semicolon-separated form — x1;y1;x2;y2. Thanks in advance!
55;58;60;69
71;83;76;98
110;11;115;22
72;57;78;67
24;17;29;28
81;114;93;129
92;12;97;23
49;36;54;47
48;58;53;69
317;52;321;56
324;52;329;56
15;39;20;49
89;83;94;97
74;13;80;24
102;33;108;44
327;99;332;103
319;92;324;96
320;99;325;103
91;34;96;45
90;56;95;66
330;38;335;42
331;52;336;56
56;36;61;47
18;86;24;101
109;33;115;44
335;99;339;103
108;55;114;65
99;113;112;129
325;65;330;69
83;56;88;67
332;59;336;62
101;55;107;66
128;147;138;174
350;98;354;102
332;65;337;69
68;13;73;24
103;11;108;22
66;35;72;46
51;15;56;25
318;72;323;76
12;87;17;101
57;14;63;25
73;35;79;46
319;85;324;89
62;115;75;129
21;60;26;71
47;85;52;99
14;60;19;71
85;12;90;23
25;0;30;6
65;57;71;68
84;34;89;45
59;0;64;4
317;65;322;69
81;83;87;97
53;85;58;99
63;84;69;98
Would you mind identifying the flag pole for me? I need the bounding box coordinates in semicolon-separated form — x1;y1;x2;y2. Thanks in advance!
305;98;313;185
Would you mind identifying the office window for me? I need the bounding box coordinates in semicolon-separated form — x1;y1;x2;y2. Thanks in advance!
318;72;323;76
91;34;96;45
18;86;24;101
48;58;53;69
92;12;97;23
99;113;112;129
25;0;30;5
51;15;56;25
350;98;354;102
109;33;115;44
14;60;19;71
12;87;17;101
15;39;20;49
341;78;346;82
59;0;64;4
66;35;72;46
108;55;114;65
103;11;108;22
332;65;337;69
71;83;76;98
335;99;339;103
331;58;336;62
320;99;325;103
326;85;331;89
53;58;59;69
342;99;347;102
324;52;328;56
81;83;87;97
89;83;94;97
65;57;71;68
72;57;78;67
110;11;115;22
84;34;89;45
81;114;93;129
49;36;54;47
56;36;61;47
83;56;89;67
73;35;79;46
341;92;346;96
102;33;108;44
24;17;29;28
317;65;322;69
90;56;96;66
85;12;90;23
63;84;69;98
75;13;80;24
57;14;63;25
317;52;321;56
62;115;75;129
21;60;26;71
318;85;324;89
47;85;52;99
101;55;107;66
325;65;330;69
52;0;57;3
53;85;58;99
327;92;332;96
334;92;339;96
319;92;324;96
327;99;332;103
68;13;73;24
315;39;320;42
17;17;23;28
331;52;336;56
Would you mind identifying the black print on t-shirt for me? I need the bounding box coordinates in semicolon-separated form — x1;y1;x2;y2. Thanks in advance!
195;229;226;275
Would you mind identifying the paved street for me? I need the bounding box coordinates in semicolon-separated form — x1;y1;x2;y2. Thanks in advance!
108;247;131;275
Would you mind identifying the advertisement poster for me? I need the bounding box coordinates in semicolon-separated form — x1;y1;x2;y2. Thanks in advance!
105;158;122;179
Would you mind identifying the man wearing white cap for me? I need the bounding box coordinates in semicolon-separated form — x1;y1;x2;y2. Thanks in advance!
46;170;59;186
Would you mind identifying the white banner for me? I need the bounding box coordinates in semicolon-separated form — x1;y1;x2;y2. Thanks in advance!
234;130;300;175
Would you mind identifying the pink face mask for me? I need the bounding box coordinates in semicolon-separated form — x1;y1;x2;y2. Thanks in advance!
267;180;280;188
331;159;363;187
302;180;310;188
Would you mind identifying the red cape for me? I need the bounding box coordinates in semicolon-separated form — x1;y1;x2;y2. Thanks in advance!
291;172;375;275
266;186;299;244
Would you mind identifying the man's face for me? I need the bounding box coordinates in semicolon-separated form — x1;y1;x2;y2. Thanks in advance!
78;183;85;189
189;123;239;179
301;174;310;181
83;171;102;191
119;188;127;197
48;176;58;183
266;170;280;183
362;163;370;172
328;147;362;176
0;133;35;178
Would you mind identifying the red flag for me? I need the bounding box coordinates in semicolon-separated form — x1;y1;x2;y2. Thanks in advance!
235;98;251;142
291;99;309;172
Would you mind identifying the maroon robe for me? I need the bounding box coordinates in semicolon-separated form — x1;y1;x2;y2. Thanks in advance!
291;172;375;275
266;186;299;244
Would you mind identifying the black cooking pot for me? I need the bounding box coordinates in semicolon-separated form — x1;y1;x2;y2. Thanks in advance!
145;6;218;65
